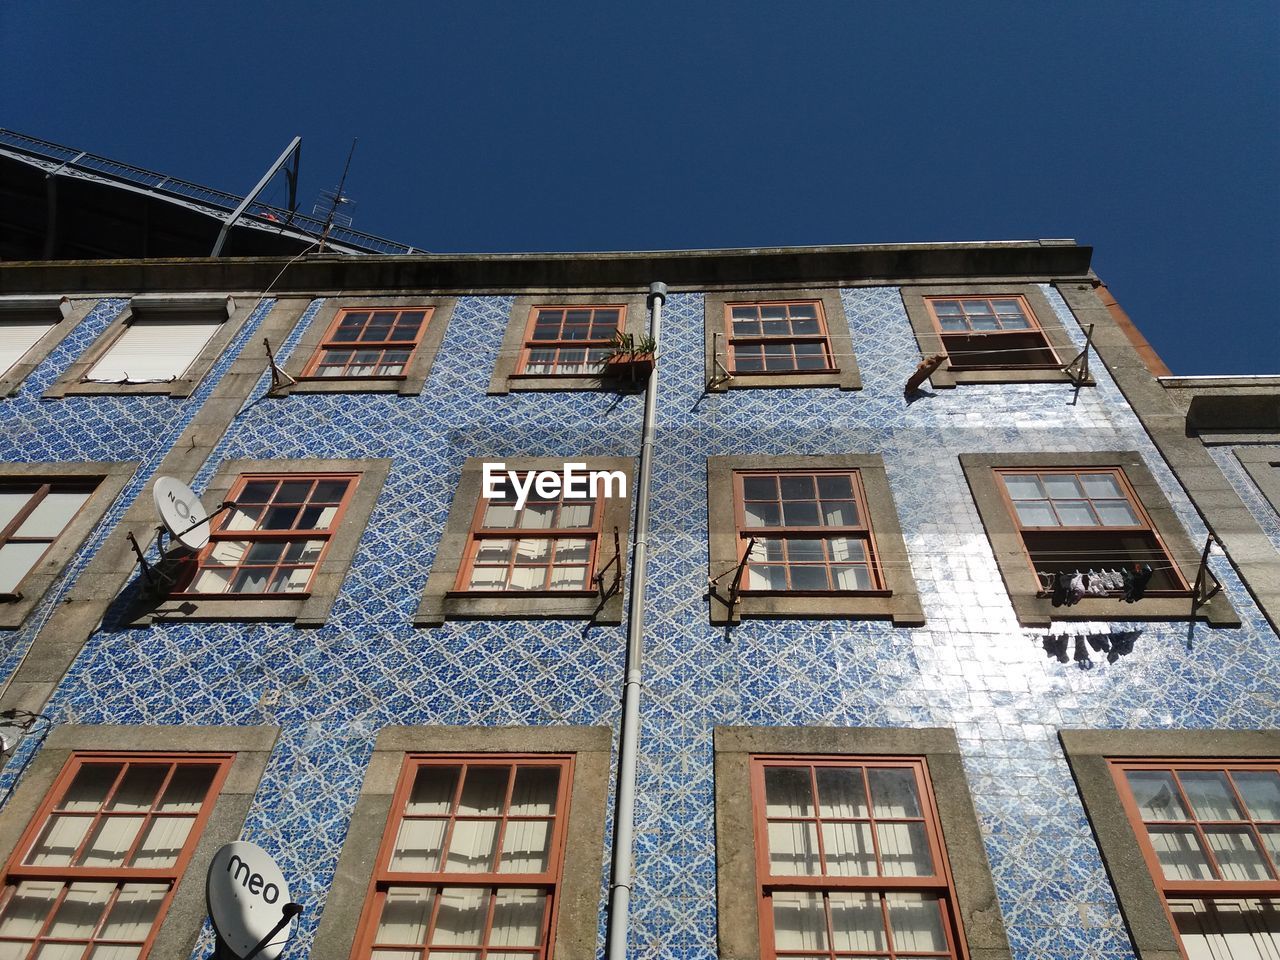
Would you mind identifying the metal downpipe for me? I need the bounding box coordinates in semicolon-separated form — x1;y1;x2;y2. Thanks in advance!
606;280;666;960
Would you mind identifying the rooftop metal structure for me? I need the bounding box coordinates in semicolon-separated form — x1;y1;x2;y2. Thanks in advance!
0;129;420;260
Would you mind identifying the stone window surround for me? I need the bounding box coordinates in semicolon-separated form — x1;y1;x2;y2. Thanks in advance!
487;292;649;394
275;295;457;396
124;457;391;628
714;726;1012;960
707;455;924;625
1235;446;1280;518
415;455;634;626
960;451;1239;627
0;460;138;631
900;283;1092;388
703;287;861;392
311;724;610;960
0;296;93;398
0;723;279;960
44;294;253;399
1059;728;1280;960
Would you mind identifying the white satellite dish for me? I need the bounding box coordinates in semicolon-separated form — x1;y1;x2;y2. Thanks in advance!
207;841;298;960
153;476;211;552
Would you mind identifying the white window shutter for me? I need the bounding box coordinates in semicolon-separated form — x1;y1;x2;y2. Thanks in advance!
87;319;222;383
0;321;54;377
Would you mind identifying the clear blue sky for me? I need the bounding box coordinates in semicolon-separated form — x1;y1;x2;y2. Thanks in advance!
3;1;1277;374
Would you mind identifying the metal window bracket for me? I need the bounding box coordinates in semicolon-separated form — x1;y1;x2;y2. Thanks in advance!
593;526;623;599
1063;323;1094;387
707;536;757;614
264;337;297;393
1191;533;1222;611
707;332;734;390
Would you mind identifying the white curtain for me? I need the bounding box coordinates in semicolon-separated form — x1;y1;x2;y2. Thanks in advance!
391;819;446;873
29;814;92;866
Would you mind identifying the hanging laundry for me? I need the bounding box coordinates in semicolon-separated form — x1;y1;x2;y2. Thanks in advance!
1085;570;1108;596
1068;571;1086;604
1125;563;1154;602
1052;572;1070;607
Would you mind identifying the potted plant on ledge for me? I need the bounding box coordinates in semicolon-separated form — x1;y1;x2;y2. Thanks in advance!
597;331;657;385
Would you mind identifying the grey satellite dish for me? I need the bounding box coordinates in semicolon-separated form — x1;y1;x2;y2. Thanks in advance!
153;476;211;552
207;841;300;960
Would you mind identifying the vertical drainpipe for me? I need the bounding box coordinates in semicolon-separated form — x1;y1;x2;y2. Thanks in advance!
607;280;666;960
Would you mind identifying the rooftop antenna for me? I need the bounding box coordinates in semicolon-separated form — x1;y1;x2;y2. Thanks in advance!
315;138;358;253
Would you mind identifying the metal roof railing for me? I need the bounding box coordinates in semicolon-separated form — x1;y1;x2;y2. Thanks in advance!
0;128;419;256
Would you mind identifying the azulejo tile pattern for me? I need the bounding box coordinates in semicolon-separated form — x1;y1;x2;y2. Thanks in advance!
1209;444;1280;552
0;283;1275;960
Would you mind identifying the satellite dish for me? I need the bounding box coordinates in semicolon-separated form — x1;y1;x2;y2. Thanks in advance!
207;841;298;960
153;476;211;552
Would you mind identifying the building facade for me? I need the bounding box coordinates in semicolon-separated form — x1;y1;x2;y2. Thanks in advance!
0;238;1278;960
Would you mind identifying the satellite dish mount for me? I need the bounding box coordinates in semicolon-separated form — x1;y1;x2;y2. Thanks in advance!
126;477;236;594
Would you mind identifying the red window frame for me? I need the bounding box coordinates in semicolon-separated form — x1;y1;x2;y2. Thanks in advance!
734;470;886;594
0;480;96;599
1111;760;1280;956
350;754;574;960
995;467;1189;595
454;476;601;594
724;300;837;375
923;295;1060;370
750;756;967;960
300;306;433;380
514;305;625;377
0;752;232;960
177;473;359;598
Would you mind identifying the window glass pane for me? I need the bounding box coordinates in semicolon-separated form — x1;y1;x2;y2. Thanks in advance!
1180;771;1245;820
1002;475;1044;500
1013;502;1057;527
886;892;948;953
868;768;922;817
1094;500;1140;526
832;565;873;590
518;504;555;530
743;501;781;527
376;887;434;946
108;766;166;812
1054;500;1097;526
767;821;821;876
765;767;813;817
1203;827;1273;881
822;821;875;876
482;503;517;528
558;502;594;528
62;764;119;811
157;766;214;813
816;475;853;500
0;542;48;593
46;882;113;938
1080;473;1125;498
1234;771;1280;820
489;888;546;946
747;565;787;589
510;768;558;816
1126;770;1190;820
771;891;827;951
828;891;885;952
0;489;35;531
779;476;814;501
0;880;61;938
14;491;90;538
131;816;194;867
821;500;859;526
79;815;144;867
816;767;867;818
827;537;867;563
98;883;166;942
1148;826;1214;880
407;766;458;815
875;822;933;876
389;818;446;872
458;767;508;816
498;818;550;873
741;476;777;501
1261;827;1280;866
782;501;820;526
1042;474;1085;499
1169;898;1280;960
444;818;498;873
430;887;489;945
790;566;829;590
28;814;93;866
548;566;588;590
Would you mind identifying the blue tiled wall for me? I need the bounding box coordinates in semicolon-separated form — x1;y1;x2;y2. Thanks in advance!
1208;444;1280;552
2;284;1277;960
